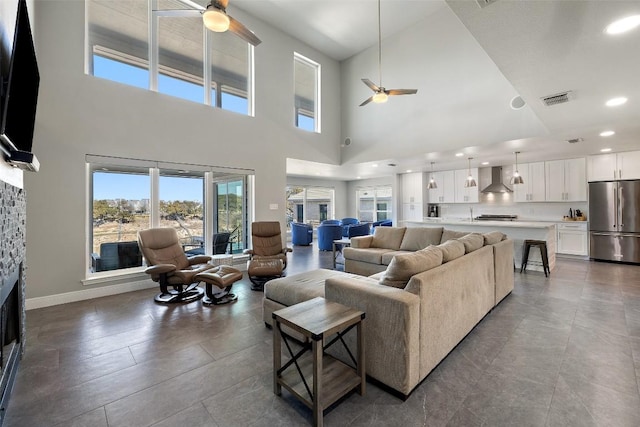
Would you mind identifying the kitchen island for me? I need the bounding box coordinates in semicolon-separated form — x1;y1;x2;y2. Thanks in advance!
404;219;557;273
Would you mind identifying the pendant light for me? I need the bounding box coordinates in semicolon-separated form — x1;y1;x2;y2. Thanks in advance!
427;162;438;189
510;151;524;185
464;157;477;188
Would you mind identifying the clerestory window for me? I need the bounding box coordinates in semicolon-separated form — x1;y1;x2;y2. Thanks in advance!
294;53;320;132
86;0;254;116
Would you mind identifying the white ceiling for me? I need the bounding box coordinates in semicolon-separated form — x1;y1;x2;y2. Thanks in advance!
228;0;640;180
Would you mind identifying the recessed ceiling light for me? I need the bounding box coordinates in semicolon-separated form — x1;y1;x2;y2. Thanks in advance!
601;148;612;153
356;176;361;179
481;161;489;165
406;169;412;173
606;97;628;107
455;153;464;157
605;15;640;35
600;130;615;137
372;164;378;167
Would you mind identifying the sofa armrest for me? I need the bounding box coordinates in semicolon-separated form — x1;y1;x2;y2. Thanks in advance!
325;276;420;396
350;235;373;248
492;238;514;305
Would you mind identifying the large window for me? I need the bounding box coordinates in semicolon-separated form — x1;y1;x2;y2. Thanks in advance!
216;179;246;253
88;156;253;275
91;167;150;273
357;186;392;222
159;171;204;250
294;53;320;132
286;185;334;228
87;0;254;116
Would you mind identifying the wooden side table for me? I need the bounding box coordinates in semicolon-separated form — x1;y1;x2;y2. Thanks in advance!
272;297;365;427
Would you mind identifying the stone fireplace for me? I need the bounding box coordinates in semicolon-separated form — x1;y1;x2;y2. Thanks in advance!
0;180;26;424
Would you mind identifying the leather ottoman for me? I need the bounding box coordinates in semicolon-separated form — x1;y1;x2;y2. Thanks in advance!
247;259;284;291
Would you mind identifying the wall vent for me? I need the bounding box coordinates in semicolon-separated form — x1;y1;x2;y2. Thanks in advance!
541;91;573;106
476;0;499;8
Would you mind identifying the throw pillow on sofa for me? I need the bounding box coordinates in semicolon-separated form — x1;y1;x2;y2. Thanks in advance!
440;229;469;243
371;226;407;250
378;245;443;289
437;239;465;262
457;233;484;253
399;227;444;251
483;231;506;245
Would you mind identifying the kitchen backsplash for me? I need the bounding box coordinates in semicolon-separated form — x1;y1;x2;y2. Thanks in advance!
438;199;588;222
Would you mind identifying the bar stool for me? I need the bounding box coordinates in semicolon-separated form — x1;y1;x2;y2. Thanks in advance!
520;239;550;277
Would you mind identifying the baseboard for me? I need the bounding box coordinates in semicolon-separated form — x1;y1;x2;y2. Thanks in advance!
25;279;156;310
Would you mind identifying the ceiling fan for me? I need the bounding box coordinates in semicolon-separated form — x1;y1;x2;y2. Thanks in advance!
360;0;417;106
202;0;261;46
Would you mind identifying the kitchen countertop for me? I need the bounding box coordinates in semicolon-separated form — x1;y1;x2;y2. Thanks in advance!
406;219;556;229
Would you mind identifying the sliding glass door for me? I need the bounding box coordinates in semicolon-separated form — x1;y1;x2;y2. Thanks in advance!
215;178;246;253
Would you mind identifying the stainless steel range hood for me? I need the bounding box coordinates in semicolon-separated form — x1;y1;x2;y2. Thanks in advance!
481;167;513;193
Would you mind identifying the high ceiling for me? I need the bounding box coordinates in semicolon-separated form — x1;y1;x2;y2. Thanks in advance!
227;0;640;180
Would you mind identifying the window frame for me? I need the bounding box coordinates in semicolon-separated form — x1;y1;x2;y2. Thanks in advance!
86;0;255;116
86;155;254;279
293;52;321;133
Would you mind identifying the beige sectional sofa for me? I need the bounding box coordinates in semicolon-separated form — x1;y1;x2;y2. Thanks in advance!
263;227;514;398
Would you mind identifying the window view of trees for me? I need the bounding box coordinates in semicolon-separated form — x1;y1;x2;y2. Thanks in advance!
217;180;244;253
90;162;250;274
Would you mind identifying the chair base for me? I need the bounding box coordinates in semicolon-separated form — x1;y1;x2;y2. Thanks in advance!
249;275;283;291
154;284;204;304
203;290;238;305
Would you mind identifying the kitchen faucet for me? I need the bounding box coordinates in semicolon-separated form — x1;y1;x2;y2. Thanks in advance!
470;207;474;222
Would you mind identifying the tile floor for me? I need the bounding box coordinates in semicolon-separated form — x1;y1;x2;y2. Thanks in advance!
5;244;640;426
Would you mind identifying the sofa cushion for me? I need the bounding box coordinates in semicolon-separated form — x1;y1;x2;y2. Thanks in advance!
437;239;466;262
371;227;406;250
458;233;484;253
264;269;355;307
440;229;470;243
483;231;506;245
379;246;443;289
399;227;444;251
343;247;395;264
381;250;413;265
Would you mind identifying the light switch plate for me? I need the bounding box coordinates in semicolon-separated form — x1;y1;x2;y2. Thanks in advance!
269;203;278;210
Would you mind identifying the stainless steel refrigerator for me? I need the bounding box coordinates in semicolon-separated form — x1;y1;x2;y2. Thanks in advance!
589;180;640;263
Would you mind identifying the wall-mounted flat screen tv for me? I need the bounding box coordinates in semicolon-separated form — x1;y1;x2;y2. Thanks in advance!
0;0;40;155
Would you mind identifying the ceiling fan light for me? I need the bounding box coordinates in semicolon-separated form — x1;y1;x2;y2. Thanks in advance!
203;7;230;32
372;92;388;104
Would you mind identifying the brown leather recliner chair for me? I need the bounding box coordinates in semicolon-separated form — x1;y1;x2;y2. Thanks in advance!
244;221;292;290
137;228;242;304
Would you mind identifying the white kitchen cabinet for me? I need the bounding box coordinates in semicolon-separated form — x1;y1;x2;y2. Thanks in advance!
429;170;455;203
401;172;424;204
587;151;640;181
402;202;423;221
556;222;588;256
454;168;479;203
545;158;586;202
618;151;640;180
514;162;546;202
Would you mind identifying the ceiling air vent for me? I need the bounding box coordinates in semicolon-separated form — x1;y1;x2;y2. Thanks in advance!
541;91;573;107
476;0;499;8
567;137;584;144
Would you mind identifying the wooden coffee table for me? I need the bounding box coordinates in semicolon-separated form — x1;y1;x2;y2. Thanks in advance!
272;297;365;427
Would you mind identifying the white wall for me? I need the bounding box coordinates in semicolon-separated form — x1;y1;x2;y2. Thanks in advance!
24;1;342;299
